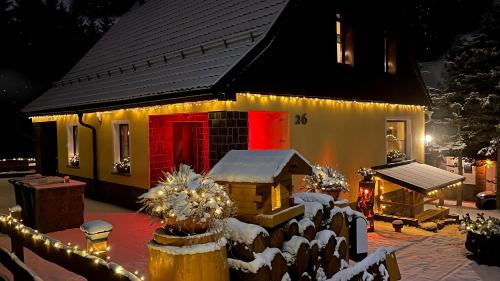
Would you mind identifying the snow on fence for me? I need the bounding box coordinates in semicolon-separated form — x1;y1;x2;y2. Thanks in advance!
0;212;141;281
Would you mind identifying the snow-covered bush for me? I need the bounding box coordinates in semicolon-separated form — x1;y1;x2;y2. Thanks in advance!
139;164;234;233
357;167;376;177
304;165;350;193
460;213;500;238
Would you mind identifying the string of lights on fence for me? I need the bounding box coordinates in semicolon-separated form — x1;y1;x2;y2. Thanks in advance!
0;214;145;281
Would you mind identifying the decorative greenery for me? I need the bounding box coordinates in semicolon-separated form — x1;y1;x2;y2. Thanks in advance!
69;154;80;167
304;165;350;193
460;213;500;238
386;150;406;161
114;157;130;174
357;167;376;177
138;164;234;232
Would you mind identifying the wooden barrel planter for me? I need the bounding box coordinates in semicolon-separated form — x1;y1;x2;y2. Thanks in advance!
465;232;500;265
148;228;229;281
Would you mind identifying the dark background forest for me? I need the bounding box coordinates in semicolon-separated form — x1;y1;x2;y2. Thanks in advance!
0;0;496;158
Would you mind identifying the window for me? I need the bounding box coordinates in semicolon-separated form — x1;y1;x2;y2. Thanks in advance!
384;33;397;74
272;184;282;211
67;125;79;167
113;122;131;174
336;13;354;65
336;14;343;63
386;120;408;162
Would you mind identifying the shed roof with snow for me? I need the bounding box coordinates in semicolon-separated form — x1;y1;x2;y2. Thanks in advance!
373;160;465;194
209;149;312;184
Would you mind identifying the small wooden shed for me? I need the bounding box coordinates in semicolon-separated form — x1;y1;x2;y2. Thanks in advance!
209;149;312;227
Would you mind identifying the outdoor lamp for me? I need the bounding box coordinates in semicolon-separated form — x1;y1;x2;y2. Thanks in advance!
425;134;432;146
80;220;113;258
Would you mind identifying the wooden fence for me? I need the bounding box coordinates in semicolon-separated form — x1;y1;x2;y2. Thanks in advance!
0;212;142;281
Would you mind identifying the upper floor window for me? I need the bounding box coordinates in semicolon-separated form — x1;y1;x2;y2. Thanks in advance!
113;122;131;174
384;33;397;74
67;124;79;167
336;14;354;65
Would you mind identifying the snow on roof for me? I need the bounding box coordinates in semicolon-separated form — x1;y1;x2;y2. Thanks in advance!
209;149;311;183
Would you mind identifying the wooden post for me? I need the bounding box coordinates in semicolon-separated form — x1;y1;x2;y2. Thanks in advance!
457;152;463;206
409;191;415;219
439;190;444;206
9;206;24;262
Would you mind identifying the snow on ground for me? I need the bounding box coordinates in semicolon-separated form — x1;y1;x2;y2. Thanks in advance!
369;221;500;281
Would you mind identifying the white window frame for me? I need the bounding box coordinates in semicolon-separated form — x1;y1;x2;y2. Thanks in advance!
112;120;131;173
385;117;412;161
66;123;79;165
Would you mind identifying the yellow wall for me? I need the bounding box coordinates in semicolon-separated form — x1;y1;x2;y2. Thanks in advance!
32;93;425;202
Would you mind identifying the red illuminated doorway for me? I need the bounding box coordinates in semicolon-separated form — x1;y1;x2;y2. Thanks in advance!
248;112;290;150
173;122;200;170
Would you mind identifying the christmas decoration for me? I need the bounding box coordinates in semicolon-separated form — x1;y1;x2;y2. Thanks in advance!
386;150;406;162
69;153;80;167
139;164;234;234
357;167;376;181
460;213;500;265
113;157;130;174
304;165;350;199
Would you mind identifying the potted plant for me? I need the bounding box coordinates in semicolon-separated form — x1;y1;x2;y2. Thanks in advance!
139;164;234;235
304;165;350;200
357;167;376;182
460;213;500;265
387;150;406;163
69;154;79;167
114;157;131;174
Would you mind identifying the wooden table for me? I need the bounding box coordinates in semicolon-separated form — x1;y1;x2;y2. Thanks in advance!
9;176;86;233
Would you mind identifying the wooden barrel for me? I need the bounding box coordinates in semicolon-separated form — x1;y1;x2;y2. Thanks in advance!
148;228;229;281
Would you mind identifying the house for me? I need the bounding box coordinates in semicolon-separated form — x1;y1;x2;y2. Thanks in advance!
23;0;432;208
209;149;311;227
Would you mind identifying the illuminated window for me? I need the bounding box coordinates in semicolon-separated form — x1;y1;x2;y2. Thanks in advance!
336;13;353;65
113;121;131;173
272;184;282;211
336;14;343;63
384;33;397;74
386;120;408;161
67;124;79;167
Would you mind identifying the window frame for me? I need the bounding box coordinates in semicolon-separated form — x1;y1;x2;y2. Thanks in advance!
66;123;79;167
385;118;412;162
112;120;131;174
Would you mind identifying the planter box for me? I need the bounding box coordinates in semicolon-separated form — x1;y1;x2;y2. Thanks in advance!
465;232;500;266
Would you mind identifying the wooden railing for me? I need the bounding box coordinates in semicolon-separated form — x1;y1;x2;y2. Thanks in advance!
0;212;142;281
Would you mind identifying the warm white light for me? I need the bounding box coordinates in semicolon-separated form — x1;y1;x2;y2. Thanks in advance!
425;134;432;145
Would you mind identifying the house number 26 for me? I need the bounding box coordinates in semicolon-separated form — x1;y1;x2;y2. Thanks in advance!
295;114;308;125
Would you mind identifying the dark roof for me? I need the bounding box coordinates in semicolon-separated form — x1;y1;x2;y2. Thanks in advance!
24;0;430;114
373;160;465;194
23;0;291;114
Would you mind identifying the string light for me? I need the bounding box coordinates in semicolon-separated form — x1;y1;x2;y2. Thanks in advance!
0;214;143;281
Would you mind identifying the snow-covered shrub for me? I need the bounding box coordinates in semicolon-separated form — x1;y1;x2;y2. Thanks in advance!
304;165;350;193
460;213;500;238
138;164;234;232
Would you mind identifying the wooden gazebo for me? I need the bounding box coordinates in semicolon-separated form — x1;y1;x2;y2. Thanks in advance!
372;160;465;224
